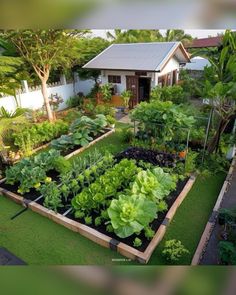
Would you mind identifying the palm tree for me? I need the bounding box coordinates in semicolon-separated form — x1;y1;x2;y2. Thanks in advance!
162;30;193;44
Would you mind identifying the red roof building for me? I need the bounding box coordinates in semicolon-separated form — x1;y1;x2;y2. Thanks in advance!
185;36;223;49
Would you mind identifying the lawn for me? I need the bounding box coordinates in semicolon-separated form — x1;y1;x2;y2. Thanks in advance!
0;121;226;264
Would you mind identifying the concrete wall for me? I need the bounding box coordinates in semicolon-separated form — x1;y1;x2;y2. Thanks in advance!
0;77;95;112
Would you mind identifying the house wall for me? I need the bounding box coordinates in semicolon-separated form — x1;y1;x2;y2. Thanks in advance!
101;70;155;95
156;57;180;85
100;56;180;93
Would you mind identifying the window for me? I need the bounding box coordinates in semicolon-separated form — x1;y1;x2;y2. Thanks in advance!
108;75;121;84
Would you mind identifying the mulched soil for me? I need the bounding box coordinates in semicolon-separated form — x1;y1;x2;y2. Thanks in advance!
67;178;188;252
60;129;111;157
0;170;60;201
115;147;178;167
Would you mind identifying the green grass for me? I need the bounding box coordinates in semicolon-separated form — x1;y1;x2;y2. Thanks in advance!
68;121;131;161
0;173;226;265
148;173;226;265
0;121;227;265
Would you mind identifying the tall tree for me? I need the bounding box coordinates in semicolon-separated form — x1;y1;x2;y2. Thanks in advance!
106;29;192;44
74;37;110;84
2;30;87;122
162;30;193;44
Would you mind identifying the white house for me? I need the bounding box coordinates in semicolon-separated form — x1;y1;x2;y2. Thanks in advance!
83;42;190;107
184;56;211;78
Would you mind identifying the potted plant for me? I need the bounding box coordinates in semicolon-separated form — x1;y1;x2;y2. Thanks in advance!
121;90;132;114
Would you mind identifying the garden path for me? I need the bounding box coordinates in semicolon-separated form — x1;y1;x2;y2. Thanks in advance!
200;167;236;264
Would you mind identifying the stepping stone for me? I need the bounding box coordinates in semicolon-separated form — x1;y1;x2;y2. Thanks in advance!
0;247;26;265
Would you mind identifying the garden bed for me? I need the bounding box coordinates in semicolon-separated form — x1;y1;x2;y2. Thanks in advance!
115;147;178;167
64;128;114;159
0;169;195;263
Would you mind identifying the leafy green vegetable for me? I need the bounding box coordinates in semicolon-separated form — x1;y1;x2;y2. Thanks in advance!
133;237;142;247
108;194;157;238
132;167;176;203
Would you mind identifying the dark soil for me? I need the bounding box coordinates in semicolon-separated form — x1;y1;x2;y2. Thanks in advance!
0;169;60;201
60;129;111;157
67;178;189;252
115;147;178;167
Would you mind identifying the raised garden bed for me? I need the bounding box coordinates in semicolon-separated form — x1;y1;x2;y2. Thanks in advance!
64;128;114;159
0;147;196;263
116;147;178;167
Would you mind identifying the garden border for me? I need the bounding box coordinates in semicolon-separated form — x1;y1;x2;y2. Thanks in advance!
0;174;196;264
64;128;115;160
191;156;236;265
0;128;115;166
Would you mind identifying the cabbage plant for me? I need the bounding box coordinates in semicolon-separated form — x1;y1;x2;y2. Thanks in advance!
108;194;157;238
132;167;176;203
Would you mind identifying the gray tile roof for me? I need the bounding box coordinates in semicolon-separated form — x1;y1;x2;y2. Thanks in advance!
83;42;188;71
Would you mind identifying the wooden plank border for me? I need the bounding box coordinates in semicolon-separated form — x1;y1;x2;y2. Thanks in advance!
191;156;236;265
64;129;115;160
2;128;115;165
0;174;196;264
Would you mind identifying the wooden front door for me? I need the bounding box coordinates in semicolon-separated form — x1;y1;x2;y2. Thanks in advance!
126;76;139;108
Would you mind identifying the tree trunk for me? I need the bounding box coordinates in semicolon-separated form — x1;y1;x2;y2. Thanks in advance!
41;79;54;122
207;118;230;153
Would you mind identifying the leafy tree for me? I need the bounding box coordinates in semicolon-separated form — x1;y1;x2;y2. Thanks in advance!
74;37;109;84
0;39;26;106
201;30;236;153
3;30;87;122
162;30;193;44
106;29;192;44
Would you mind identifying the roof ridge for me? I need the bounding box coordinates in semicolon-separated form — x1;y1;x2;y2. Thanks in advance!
113;41;178;45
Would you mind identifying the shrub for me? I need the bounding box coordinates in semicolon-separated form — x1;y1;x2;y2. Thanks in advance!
100;83;113;102
150;85;187;104
121;128;134;143
218;241;236;265
162;239;189;262
66;95;83;108
94;104;115;118
131;101;195;144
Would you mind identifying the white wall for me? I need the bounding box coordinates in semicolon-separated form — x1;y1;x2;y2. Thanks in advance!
0;78;95;113
156;57;180;85
74;76;95;95
100;57;180;92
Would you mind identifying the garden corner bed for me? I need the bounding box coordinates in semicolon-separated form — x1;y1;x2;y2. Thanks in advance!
0;146;196;263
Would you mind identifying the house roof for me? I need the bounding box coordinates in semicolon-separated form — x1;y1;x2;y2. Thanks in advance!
184;56;211;71
185;36;222;48
83;42;190;72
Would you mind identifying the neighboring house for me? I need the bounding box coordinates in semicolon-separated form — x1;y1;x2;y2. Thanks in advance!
185;36;223;49
184;56;211;78
83;42;190;107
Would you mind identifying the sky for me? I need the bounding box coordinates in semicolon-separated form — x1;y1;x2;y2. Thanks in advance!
92;29;226;39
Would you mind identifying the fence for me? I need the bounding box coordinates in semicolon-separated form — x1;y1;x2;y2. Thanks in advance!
0;76;95;112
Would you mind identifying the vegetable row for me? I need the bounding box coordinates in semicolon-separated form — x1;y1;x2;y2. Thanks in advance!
4;149;179;248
